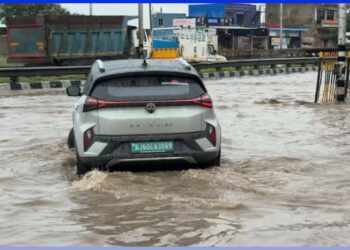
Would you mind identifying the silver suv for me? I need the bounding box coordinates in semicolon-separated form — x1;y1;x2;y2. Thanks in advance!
67;59;221;175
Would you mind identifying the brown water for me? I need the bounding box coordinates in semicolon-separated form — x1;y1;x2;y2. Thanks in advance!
1;72;350;246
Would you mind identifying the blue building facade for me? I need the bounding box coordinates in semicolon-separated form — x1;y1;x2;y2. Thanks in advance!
188;4;259;27
152;13;187;28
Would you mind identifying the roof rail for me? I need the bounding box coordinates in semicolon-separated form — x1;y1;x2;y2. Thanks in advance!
96;59;105;73
177;58;191;70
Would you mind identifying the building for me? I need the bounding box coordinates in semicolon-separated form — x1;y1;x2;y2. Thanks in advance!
188;3;266;55
0;27;6;36
152;12;186;28
0;27;7;56
265;4;338;48
189;3;259;27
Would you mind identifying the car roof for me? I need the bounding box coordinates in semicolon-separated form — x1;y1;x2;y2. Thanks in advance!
90;58;201;79
83;58;205;95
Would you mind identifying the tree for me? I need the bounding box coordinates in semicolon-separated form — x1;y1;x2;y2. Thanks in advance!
0;4;70;23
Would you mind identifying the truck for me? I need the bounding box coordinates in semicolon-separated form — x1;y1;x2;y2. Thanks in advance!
6;15;142;65
151;26;226;62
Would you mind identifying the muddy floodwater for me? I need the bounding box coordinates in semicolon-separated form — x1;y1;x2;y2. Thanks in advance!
1;72;350;246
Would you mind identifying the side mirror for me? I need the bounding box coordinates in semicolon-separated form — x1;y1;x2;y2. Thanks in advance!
66;86;81;96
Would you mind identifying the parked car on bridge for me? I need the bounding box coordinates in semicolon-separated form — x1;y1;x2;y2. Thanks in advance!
66;58;221;175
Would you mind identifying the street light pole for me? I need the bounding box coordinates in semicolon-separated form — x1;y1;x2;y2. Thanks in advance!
138;3;144;58
149;3;153;31
336;3;347;102
279;3;283;50
89;3;93;16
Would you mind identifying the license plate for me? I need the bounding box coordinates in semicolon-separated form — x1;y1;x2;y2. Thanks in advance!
130;141;174;154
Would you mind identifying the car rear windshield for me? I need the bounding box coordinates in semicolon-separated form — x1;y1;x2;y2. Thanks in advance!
91;75;205;101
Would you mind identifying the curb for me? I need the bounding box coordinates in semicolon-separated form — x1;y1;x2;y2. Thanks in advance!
0;80;86;91
199;66;318;80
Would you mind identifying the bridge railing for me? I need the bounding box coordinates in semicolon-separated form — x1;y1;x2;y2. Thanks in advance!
194;57;319;72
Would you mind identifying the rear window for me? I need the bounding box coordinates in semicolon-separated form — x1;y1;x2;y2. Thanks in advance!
91;75;205;101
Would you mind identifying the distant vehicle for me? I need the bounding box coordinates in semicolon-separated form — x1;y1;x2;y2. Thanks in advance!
151;27;226;62
66;58;221;175
6;15;147;65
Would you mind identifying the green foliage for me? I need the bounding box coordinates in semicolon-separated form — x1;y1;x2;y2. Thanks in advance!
0;4;70;23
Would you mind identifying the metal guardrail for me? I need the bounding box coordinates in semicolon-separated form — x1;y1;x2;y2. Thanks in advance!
0;57;320;86
0;65;91;85
193;57;319;71
0;65;90;77
220;48;342;60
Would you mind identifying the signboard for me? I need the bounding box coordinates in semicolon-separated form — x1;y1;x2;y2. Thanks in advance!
173;18;196;28
194;17;233;27
208;19;218;25
269;30;300;37
271;37;289;48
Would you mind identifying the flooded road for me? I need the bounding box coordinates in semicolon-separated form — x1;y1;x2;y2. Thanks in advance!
1;72;350;246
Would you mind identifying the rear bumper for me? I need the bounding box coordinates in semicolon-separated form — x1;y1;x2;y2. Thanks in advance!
79;131;220;168
80;151;219;169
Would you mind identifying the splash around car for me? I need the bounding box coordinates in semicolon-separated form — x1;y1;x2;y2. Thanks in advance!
66;58;221;175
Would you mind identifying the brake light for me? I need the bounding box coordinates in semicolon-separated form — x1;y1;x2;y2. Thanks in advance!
83;97;98;112
200;94;213;108
82;93;212;111
83;128;94;151
207;123;216;146
191;94;213;108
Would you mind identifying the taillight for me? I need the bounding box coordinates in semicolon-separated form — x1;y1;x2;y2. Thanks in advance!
82;93;213;111
200;94;213;108
83;97;98;112
191;94;213;108
207;123;216;146
83;127;94;151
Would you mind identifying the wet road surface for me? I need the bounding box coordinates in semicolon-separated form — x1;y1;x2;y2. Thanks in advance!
1;72;350;246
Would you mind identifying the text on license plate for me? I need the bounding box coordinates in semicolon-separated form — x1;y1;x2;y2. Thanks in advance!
130;141;174;154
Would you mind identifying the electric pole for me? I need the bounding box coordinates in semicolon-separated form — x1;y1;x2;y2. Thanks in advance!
138;3;144;57
149;3;153;31
279;3;283;50
89;4;93;16
336;3;347;102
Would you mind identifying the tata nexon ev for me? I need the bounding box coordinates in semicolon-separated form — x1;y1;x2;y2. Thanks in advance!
66;59;221;175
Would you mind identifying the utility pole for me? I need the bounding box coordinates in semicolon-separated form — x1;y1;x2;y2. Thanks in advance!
138;3;144;58
89;4;93;16
149;3;153;31
336;3;347;102
279;3;283;50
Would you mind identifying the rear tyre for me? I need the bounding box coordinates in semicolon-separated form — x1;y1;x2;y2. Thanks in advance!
67;128;75;149
213;150;221;167
199;150;221;168
76;154;91;176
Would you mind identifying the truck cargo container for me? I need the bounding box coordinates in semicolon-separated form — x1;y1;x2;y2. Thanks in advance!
6;15;138;65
